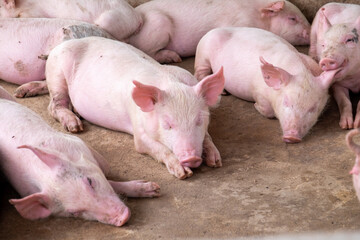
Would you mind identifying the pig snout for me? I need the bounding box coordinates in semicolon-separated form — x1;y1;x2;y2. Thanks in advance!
282;130;302;143
178;150;202;168
319;58;341;71
302;29;310;43
100;205;131;227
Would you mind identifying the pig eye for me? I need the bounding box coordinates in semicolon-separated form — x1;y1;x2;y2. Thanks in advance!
346;38;355;43
288;16;297;23
163;121;172;130
87;177;94;189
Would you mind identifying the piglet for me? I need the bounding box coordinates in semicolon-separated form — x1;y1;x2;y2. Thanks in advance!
45;37;224;179
309;3;360;130
195;27;339;143
128;0;310;63
0;86;160;226
0;18;114;98
346;128;360;203
0;0;142;41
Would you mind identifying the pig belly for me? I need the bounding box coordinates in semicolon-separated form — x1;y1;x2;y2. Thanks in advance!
68;84;133;134
0;57;45;84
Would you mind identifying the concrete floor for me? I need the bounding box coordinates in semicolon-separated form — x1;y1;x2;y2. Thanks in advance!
0;54;360;239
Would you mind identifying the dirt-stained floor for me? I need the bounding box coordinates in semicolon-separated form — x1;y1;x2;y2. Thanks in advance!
0;52;360;239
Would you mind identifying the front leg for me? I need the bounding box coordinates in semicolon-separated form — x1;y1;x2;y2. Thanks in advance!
254;97;275;118
134;130;193;179
332;84;353;129
202;132;222;167
14;80;48;98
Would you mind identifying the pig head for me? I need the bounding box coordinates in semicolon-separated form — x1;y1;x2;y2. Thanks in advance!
131;67;224;168
259;57;338;143
261;1;310;45
346;128;360;203
10;145;131;227
318;13;360;79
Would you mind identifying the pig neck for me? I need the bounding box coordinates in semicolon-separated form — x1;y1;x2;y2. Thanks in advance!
336;71;360;93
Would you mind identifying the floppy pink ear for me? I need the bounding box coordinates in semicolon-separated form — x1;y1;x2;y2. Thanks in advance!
260;57;291;90
261;1;285;17
132;80;162;112
319;8;332;33
17;145;62;169
194;66;225;106
9;192;52;220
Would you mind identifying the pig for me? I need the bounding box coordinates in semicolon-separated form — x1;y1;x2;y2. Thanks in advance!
309;3;360;130
0;86;160;226
0;0;142;41
345;128;360;203
309;3;360;62
195;27;339;143
0;18;114;98
128;0;311;63
45;37;225;179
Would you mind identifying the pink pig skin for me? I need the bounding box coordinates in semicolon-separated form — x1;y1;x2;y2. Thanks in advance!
0;0;142;41
310;3;360;130
195;27;339;143
128;0;310;63
0;18;114;98
0;87;160;226
346;128;360;203
45;37;225;180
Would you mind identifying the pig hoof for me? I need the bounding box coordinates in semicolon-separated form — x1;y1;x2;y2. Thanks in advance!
61;116;84;133
154;50;182;64
14;81;48;98
202;140;222;168
339;117;354;130
176;166;193;180
142;181;161;197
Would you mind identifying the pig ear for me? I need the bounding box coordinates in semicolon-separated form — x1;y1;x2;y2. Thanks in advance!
314;68;340;89
9;192;52;220
194;66;225;107
132;80;163;112
319;8;332;33
260;57;291;90
261;1;285;17
17;145;62;169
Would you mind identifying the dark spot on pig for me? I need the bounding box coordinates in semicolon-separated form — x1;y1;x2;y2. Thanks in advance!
351;28;359;43
62;27;71;36
100;55;103;58
14;60;28;76
18;41;21;44
206;0;213;4
38;54;48;60
11;136;15;138
16;14;21;18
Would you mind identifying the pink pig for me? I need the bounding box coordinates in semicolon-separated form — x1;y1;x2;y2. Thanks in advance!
128;0;310;63
346;128;360;203
0;0;142;41
309;3;360;129
0;86;160;226
0;18;113;98
45;37;225;180
195;27;339;143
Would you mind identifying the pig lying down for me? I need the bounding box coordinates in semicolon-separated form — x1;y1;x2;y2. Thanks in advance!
128;0;310;63
0;18;113;98
0;86;160;226
310;3;360;129
195;27;339;143
0;0;142;41
46;37;224;179
346;128;360;203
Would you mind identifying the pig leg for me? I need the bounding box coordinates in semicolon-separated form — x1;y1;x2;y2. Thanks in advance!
202;132;221;167
47;69;83;133
128;11;181;63
332;84;353;129
354;101;360;128
14;80;48;98
134;131;193;179
109;180;160;198
254;97;275;118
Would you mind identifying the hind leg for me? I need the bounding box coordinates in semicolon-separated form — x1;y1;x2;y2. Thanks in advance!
14;80;48;98
46;59;83;133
